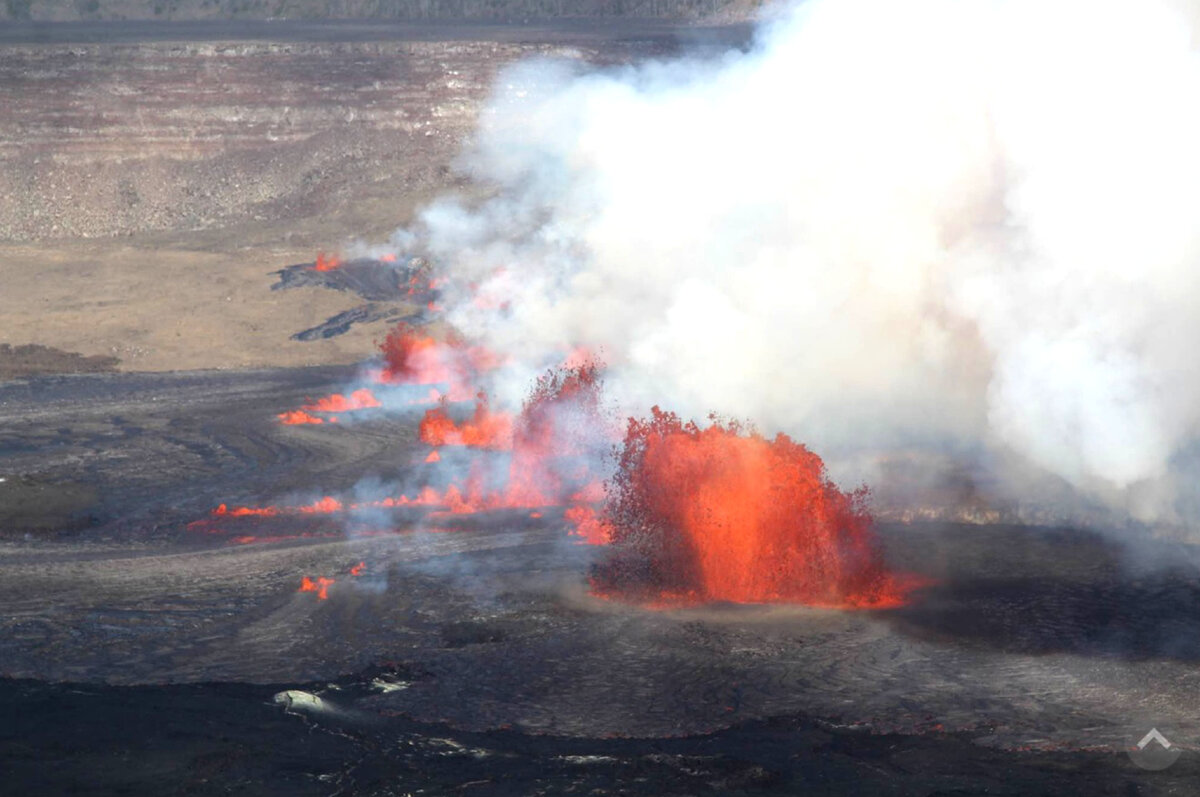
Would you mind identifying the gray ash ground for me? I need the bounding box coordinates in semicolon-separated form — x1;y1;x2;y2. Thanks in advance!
2;366;1200;795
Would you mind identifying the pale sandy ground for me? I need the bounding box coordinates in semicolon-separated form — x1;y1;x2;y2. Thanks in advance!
0;240;371;371
0;206;433;372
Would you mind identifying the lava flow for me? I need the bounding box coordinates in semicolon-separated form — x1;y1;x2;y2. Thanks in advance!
399;361;613;517
206;308;908;611
419;392;513;450
213;496;343;517
589;408;913;609
299;576;335;599
278;410;332;426
303;388;381;413
312;252;342;272
278;388;381;425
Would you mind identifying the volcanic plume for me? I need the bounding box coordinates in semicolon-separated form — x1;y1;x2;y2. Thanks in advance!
378;0;1200;532
211;0;1200;602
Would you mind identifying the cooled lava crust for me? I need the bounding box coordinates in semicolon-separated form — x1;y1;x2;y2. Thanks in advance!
2;368;1199;795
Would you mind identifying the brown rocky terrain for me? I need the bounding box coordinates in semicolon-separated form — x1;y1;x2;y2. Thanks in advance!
2;0;758;22
0;21;746;372
0;33;607;242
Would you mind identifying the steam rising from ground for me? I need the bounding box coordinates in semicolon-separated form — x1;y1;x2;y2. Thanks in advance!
390;0;1200;526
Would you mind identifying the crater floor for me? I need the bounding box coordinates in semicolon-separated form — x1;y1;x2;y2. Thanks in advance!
2;366;1199;795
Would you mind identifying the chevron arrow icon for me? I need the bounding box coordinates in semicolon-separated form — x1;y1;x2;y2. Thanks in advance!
1137;728;1172;750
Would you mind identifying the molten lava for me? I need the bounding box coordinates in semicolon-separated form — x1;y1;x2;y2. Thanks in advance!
376;322;499;399
300;496;343;514
565;504;611;545
278;410;330;425
214;502;278;518
312;252;342;272
302;388;381;413
590;408;910;609
213;496;343;517
299;576;335;599
378;323;456;384
278;389;380;425
419;392;513;450
354;362;614;517
505;361;611;509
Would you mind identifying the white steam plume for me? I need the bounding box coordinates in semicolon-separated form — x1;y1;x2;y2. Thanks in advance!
394;0;1200;525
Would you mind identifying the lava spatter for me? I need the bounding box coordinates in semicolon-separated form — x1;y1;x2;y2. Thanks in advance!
589;408;912;609
375;322;499;399
302;389;381;413
299;576;335;599
312;252;342;272
419;392;513;450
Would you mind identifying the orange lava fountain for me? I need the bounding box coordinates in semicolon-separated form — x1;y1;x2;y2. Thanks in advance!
590;408;912;609
375;323;499;399
374;362;612;518
506;361;610;514
419;392;513;450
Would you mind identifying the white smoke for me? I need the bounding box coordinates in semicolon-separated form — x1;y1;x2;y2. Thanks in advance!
393;0;1200;526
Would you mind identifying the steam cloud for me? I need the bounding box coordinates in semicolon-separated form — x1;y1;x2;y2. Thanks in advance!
386;0;1200;527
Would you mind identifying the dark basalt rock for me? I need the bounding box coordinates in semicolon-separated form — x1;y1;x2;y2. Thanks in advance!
271;257;438;339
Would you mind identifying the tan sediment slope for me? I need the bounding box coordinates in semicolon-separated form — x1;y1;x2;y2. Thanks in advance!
0;240;389;371
0;25;710;372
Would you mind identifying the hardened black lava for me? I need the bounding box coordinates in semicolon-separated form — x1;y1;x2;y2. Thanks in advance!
3;368;1200;795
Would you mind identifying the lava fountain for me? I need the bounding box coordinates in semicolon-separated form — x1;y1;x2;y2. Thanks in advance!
590;407;913;608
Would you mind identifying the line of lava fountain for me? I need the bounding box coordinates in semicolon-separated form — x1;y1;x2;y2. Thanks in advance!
590;408;916;609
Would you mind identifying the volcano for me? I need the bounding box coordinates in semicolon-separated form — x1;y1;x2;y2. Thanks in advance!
6;13;1200;797
4;241;1196;795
